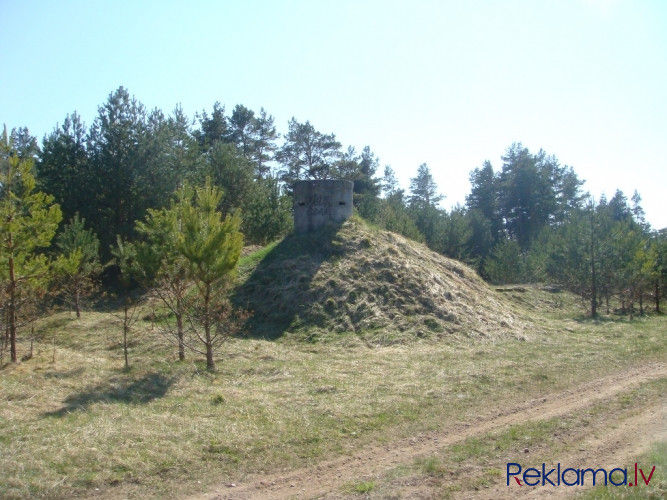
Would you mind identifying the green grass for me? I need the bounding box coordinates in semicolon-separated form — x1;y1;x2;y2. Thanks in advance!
237;240;280;273
415;456;447;477
344;480;375;494
578;442;667;499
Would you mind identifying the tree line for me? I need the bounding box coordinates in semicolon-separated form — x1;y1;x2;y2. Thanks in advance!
0;86;383;367
2;86;666;367
362;143;667;320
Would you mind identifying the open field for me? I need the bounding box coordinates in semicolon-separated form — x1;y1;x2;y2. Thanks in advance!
1;282;665;499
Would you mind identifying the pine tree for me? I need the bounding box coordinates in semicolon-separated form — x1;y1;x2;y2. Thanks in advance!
55;215;102;317
408;163;444;210
134;187;193;361
37;113;91;224
205;141;255;216
176;179;244;371
228;104;255;160
654;231;667;313
195;102;229;153
1;127;62;362
250;108;280;179
484;240;526;284
467;160;502;242
87;87;150;253
381;165;399;196
110;236;140;369
241;177;292;245
498;144;555;249
277;118;342;184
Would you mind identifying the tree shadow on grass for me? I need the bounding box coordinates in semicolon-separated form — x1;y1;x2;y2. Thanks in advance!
572;312;644;323
44;372;176;417
232;222;344;340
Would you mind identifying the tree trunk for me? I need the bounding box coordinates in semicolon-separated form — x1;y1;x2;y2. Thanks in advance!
655;280;660;314
123;302;130;369
75;288;81;318
176;297;185;361
205;341;215;371
590;228;597;318
176;310;185;362
628;293;634;320
8;252;17;363
204;284;215;371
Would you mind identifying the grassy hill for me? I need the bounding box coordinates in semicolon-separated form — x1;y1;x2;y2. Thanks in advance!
235;216;532;343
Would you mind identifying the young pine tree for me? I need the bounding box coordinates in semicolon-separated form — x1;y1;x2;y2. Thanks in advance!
1;127;62;362
176;179;244;371
134;188;192;361
55;214;102;317
110;236;141;369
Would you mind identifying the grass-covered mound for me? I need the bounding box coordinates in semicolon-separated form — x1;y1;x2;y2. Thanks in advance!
234;216;530;343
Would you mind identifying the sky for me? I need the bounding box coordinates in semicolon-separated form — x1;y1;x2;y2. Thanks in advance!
2;0;666;228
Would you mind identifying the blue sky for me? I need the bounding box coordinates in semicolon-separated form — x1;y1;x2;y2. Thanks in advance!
2;0;666;228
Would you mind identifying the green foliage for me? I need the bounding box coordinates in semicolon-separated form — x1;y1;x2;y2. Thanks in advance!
655;232;667;313
195;101;229;153
175;179;244;371
467;160;500;241
37;113;90;223
241;177;292;244
465;208;496;276
499;144;576;249
111;235;138;290
1;127;63;362
133;180;247;368
16;86;666;322
335;145;381;209
250;108;280;178
228;104;256;160
616;225;657;317
54;215;102;317
177;180;243;287
484;240;526;285
532;193;660;317
110;236;142;369
440;205;473;262
151;105;206;190
408;163;444;210
277;117;342;184
0;160;62;263
205;141;254;215
367;194;424;243
87;87;150;251
134;190;192;361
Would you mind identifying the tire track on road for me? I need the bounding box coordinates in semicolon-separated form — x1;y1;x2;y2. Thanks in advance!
188;361;667;500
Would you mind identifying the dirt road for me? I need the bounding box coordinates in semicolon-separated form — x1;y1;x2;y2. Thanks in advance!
188;362;666;499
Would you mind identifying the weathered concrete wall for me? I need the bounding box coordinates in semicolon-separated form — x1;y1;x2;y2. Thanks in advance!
293;180;353;233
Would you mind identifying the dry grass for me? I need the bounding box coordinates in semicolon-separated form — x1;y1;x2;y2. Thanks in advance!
1;218;666;498
234;217;537;343
1;305;665;498
369;378;667;499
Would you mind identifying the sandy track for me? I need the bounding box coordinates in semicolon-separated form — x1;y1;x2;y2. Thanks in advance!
188;362;666;500
476;403;665;499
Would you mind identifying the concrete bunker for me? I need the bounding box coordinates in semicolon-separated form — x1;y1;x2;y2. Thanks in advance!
293;179;353;233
